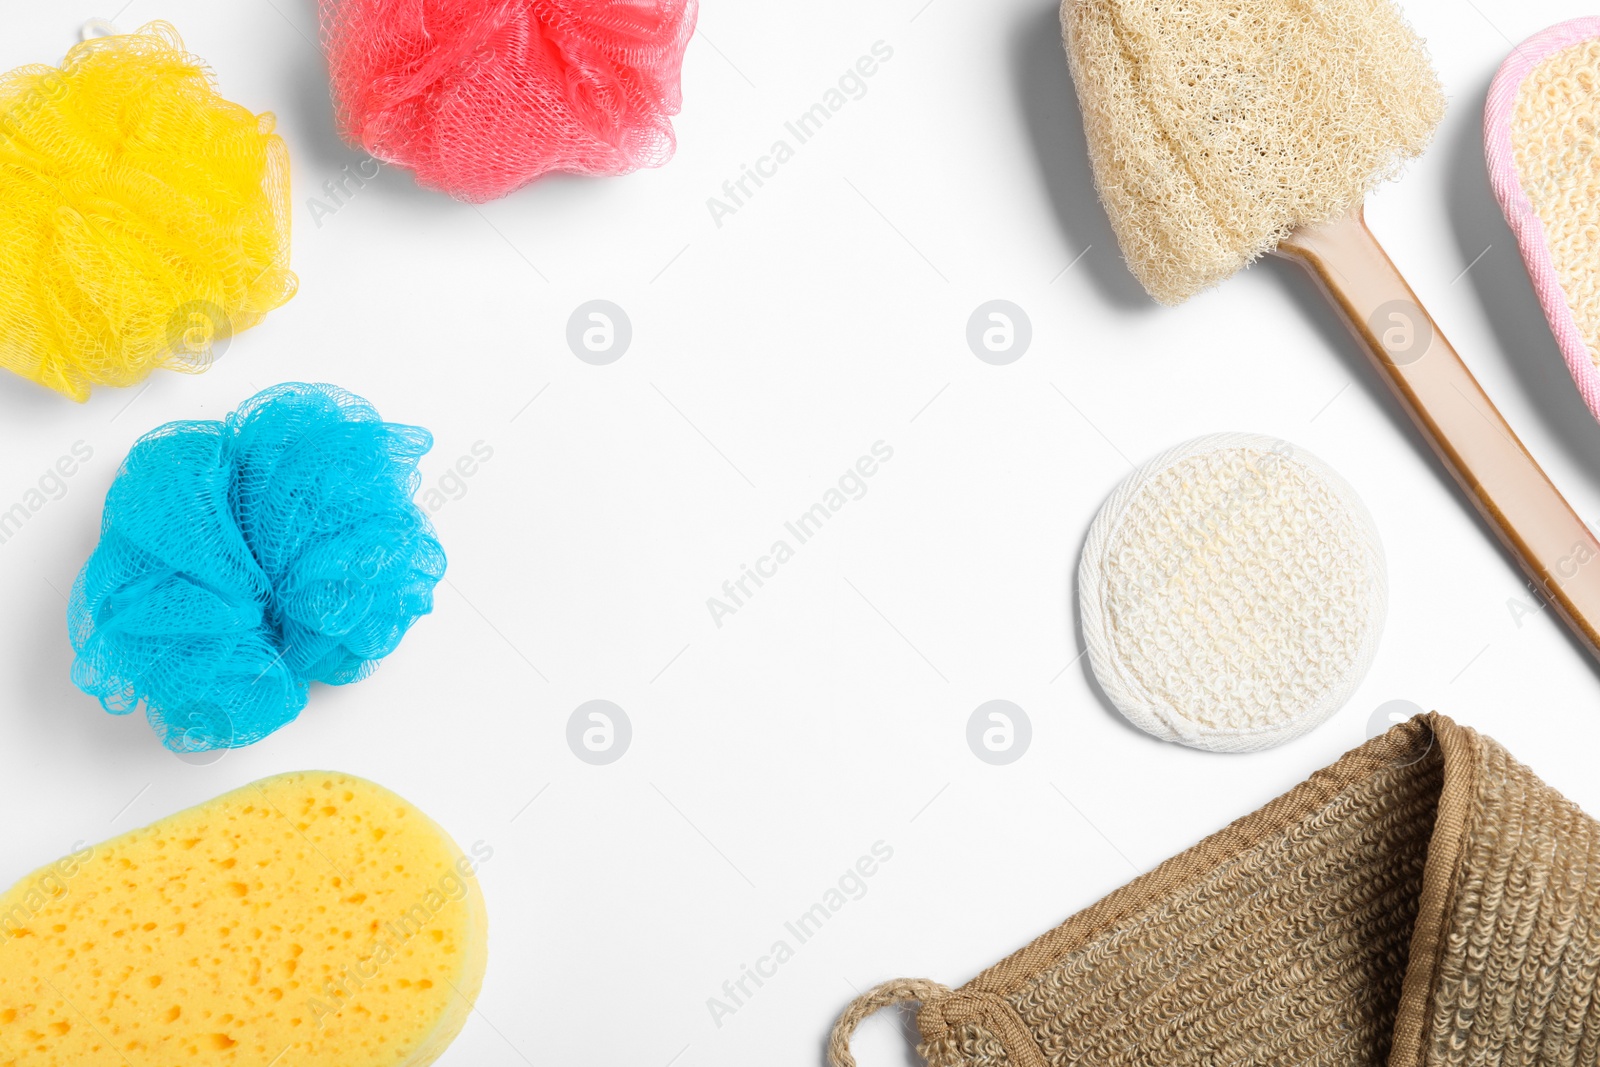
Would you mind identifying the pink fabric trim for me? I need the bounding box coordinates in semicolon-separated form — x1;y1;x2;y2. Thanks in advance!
1484;18;1600;422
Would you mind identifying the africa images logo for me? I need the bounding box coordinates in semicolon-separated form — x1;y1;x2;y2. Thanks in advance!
705;41;895;228
706;442;894;628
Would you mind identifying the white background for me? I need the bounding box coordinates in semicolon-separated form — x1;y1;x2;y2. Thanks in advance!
3;0;1600;1064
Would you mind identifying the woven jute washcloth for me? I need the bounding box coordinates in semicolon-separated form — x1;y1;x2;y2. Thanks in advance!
829;713;1600;1067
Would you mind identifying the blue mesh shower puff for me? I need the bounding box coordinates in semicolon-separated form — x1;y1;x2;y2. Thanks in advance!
67;383;447;751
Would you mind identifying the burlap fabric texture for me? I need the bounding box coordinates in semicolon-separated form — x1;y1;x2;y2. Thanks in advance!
831;713;1600;1067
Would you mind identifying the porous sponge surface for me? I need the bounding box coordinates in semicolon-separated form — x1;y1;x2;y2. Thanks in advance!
1512;39;1600;372
1060;0;1445;304
0;22;296;400
0;772;487;1067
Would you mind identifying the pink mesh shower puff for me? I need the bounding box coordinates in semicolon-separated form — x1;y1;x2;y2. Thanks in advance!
321;0;698;203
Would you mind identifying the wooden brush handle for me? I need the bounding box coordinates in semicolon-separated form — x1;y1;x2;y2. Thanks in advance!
1276;208;1600;662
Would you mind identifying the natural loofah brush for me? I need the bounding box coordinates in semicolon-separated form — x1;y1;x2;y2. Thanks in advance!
1062;0;1600;661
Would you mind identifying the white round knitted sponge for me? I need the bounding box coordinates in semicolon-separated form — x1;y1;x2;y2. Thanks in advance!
1079;434;1386;752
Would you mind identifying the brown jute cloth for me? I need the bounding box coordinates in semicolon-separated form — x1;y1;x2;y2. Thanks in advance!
830;713;1600;1067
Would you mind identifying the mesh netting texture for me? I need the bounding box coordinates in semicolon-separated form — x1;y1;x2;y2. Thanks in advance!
0;22;296;401
68;384;446;752
320;0;698;203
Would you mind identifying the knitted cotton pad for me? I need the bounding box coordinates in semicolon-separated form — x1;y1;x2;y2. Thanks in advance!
1485;20;1600;421
321;0;698;203
1079;434;1386;751
68;383;446;752
1060;0;1444;304
0;22;296;401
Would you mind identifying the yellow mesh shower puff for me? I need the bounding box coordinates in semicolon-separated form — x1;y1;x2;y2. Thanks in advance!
0;22;296;401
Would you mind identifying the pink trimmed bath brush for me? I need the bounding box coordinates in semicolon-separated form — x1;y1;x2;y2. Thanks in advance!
1485;19;1600;421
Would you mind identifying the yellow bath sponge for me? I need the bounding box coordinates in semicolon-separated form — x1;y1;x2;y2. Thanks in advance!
0;772;488;1067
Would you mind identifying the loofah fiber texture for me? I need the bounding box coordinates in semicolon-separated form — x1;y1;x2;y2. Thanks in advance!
1079;434;1387;752
0;22;296;401
321;0;698;203
830;713;1600;1067
1485;21;1600;422
68;384;446;753
1060;0;1445;304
